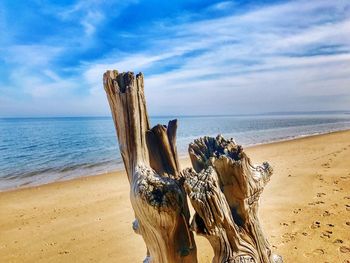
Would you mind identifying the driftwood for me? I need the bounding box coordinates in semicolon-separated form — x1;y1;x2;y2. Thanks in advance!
183;136;282;263
103;71;197;263
103;70;282;263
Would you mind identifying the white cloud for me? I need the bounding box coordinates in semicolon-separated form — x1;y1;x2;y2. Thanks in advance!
57;0;137;37
1;45;62;66
43;69;61;82
128;1;350;114
208;1;236;11
81;10;105;36
8;68;77;99
1;0;350;116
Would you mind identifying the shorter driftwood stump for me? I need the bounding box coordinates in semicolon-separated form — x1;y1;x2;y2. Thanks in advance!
183;135;283;263
103;70;282;263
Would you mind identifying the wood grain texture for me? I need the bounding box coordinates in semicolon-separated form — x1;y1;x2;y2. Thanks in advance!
103;70;282;263
103;70;197;263
185;135;282;263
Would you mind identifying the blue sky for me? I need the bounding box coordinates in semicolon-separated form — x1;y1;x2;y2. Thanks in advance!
0;0;349;117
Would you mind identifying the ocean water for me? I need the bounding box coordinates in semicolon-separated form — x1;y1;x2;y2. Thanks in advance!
1;113;350;191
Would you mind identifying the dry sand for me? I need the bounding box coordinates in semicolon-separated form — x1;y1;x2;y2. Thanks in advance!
1;130;350;262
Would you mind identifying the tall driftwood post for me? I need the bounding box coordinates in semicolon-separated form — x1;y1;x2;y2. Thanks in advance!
103;70;282;263
103;70;197;263
183;136;282;263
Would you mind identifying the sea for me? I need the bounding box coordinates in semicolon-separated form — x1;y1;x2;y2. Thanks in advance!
1;113;350;191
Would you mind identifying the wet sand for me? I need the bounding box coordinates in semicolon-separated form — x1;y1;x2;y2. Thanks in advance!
1;130;350;262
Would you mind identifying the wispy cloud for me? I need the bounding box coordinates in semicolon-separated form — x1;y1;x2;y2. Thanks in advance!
207;1;236;11
58;1;106;37
0;0;349;116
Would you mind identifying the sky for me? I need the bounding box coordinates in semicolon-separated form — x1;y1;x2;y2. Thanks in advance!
0;0;349;117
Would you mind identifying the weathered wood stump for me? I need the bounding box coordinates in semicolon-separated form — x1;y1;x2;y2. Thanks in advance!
103;70;197;263
183;135;282;263
103;70;282;263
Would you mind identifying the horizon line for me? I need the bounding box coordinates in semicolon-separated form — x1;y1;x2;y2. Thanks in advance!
1;110;350;119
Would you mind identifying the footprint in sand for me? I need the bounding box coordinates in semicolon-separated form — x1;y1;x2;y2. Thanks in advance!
321;231;332;239
281;232;297;242
316;174;324;182
322;211;331;217
304;248;325;257
293;208;302;214
317;193;326;198
313;249;325;255
310;221;321;229
346;222;350;226
333;239;343;244
322;162;330;168
309;201;325;205
58;251;70;255
340;246;350;253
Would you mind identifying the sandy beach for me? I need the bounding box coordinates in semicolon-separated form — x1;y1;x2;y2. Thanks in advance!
1;130;350;262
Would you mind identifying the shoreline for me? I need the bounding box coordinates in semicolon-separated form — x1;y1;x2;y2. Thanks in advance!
1;129;350;262
1;128;350;193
